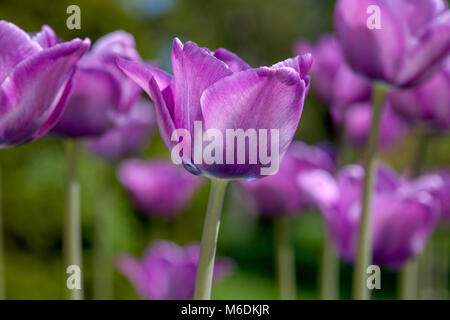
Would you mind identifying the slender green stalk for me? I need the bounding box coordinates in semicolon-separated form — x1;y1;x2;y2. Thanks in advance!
398;127;429;300
352;83;387;300
0;167;5;300
398;258;419;300
64;140;83;300
93;204;113;300
274;217;296;300
194;179;228;300
320;236;339;300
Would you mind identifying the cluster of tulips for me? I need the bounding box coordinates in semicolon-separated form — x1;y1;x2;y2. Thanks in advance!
0;0;449;300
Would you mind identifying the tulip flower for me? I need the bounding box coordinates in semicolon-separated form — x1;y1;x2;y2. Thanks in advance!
335;0;450;87
240;141;335;217
86;99;155;162
389;59;450;132
0;21;90;147
118;38;312;299
0;21;90;300
298;164;441;269
49;30;141;299
118;159;204;218
334;0;450;298
52;31;142;138
295;35;409;149
240;141;335;299
117;240;234;300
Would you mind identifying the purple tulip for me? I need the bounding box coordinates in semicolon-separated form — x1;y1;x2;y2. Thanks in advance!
85;99;155;162
52;31;142;138
240;141;335;217
116;240;234;300
294;35;345;105
117;38;312;180
342;102;409;148
298;164;441;269
335;0;450;87
389;58;450;131
295;34;408;148
436;170;450;222
0;21;90;147
118;159;204;218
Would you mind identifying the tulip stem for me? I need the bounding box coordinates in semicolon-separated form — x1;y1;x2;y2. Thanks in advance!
320;236;339;300
398;126;429;300
93;204;113;300
0;167;4;300
194;179;228;300
352;82;387;300
64;140;83;300
274;217;296;300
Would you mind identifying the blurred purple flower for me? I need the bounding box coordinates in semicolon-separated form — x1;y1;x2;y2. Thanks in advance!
118;159;204;218
117;38;312;180
0;21;90;147
389;58;450;132
85;99;155;162
295;34;409;148
117;240;234;300
52;31;142;138
240;141;335;217
298;164;441;269
335;0;450;87
342;102;410;148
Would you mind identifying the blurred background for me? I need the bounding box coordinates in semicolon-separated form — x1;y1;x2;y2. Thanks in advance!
0;0;448;299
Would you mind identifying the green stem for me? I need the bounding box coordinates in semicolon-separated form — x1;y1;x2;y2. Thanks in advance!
352;83;387;300
399;258;419;300
320;236;339;300
0;167;4;300
64;140;83;300
274;217;296;300
398;127;429;300
93;205;113;300
194;179;228;300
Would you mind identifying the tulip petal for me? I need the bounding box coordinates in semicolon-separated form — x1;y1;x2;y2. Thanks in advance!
0;20;41;84
117;58;175;149
271;54;313;81
213;48;251;72
0;39;90;146
335;0;407;82
199;67;305;178
396;10;450;85
31;25;58;49
171;38;232;132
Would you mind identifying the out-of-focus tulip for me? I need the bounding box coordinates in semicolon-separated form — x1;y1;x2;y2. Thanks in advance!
118;159;204;218
118;38;312;180
52;31;141;138
116;240;234;300
298;164;441;269
343;102;409;148
85;99;154;162
389;59;450;132
240;141;335;217
295;34;409;148
0;21;90;147
335;0;450;87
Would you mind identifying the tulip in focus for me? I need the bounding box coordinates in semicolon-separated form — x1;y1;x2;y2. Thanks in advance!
118;38;312;180
0;21;90;147
118;159;204;219
85;99;155;162
299;164;442;269
117;240;234;300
